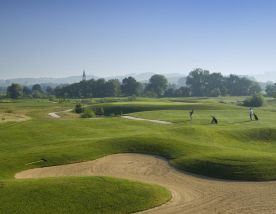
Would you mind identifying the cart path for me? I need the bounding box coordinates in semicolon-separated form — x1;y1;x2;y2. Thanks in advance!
48;109;72;118
121;115;172;124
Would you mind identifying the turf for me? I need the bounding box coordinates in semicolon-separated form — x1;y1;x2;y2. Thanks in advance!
0;176;171;214
1;97;276;212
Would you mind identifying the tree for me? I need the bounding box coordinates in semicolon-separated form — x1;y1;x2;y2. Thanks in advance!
74;103;84;113
105;79;121;97
32;84;44;98
146;75;168;97
95;78;106;97
23;86;32;97
46;86;54;95
207;73;226;96
186;69;260;97
266;83;276;97
121;77;140;96
243;94;264;107
177;87;190;97
186;68;210;96
164;87;190;97
249;82;262;95
32;84;43;93
210;88;221;97
225;75;253;96
164;88;176;97
7;83;23;99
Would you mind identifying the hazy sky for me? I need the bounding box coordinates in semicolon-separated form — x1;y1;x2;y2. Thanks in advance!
0;0;276;79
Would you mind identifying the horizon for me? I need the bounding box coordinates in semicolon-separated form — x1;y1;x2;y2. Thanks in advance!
1;0;276;79
0;71;275;82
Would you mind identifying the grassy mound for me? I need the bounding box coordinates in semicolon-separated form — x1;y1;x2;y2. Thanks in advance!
0;177;171;214
91;100;234;116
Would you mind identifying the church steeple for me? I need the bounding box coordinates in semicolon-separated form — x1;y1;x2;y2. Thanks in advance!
82;70;86;81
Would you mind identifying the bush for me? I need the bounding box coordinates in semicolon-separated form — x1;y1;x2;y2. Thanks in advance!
93;107;104;116
74;103;84;114
243;94;265;107
210;88;221;97
81;108;95;118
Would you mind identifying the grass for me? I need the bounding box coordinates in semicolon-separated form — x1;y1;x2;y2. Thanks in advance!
1;97;276;212
0;177;171;214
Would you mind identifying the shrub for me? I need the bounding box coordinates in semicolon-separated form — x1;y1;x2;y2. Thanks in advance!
94;107;105;116
74;103;84;114
210;88;221;97
243;94;264;107
81;108;95;118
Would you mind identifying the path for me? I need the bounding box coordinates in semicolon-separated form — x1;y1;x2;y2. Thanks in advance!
15;153;276;214
48;109;72;119
121;116;172;124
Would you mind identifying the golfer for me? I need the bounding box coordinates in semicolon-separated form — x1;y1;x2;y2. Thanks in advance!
189;109;194;120
249;108;254;121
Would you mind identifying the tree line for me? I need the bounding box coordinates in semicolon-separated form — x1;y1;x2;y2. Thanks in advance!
6;83;54;99
5;68;264;99
265;83;276;97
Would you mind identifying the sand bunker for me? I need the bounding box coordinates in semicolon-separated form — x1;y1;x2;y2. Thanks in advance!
16;153;276;214
0;113;30;123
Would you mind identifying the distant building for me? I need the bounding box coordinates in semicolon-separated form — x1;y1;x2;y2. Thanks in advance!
82;70;86;81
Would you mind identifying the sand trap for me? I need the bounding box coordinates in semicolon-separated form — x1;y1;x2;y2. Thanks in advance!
122;116;172;125
0;113;30;123
15;153;276;214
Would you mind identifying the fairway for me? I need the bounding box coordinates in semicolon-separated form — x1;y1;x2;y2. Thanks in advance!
1;97;276;213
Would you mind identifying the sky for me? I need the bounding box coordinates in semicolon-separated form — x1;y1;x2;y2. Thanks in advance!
0;0;276;79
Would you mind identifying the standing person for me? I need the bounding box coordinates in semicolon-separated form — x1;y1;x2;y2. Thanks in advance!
249;108;254;121
189;109;194;121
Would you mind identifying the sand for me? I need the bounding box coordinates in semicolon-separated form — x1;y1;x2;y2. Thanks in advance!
15;153;276;214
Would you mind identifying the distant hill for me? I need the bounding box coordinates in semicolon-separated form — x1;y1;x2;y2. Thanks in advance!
0;75;97;88
0;73;187;88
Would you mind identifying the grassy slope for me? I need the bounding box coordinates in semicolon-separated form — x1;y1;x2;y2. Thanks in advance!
0;177;170;214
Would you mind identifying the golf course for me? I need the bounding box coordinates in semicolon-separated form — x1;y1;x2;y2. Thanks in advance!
1;97;276;213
